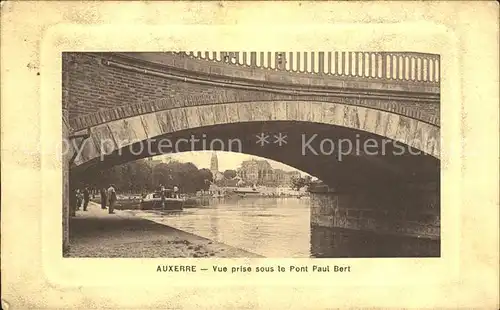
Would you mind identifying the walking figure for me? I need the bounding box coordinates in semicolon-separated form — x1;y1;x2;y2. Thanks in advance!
160;185;166;210
83;186;90;211
107;184;117;214
75;189;83;210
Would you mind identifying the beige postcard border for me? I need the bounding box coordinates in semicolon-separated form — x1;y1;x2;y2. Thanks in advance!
2;1;498;309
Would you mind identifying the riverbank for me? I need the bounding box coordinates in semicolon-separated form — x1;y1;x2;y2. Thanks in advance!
66;202;262;258
90;196;142;210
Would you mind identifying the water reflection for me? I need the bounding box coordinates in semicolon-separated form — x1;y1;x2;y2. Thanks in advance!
131;197;439;257
310;226;439;257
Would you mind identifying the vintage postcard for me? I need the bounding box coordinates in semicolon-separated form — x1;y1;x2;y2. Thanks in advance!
1;1;499;309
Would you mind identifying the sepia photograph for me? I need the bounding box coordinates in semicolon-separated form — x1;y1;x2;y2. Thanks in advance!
2;1;498;309
63;51;441;258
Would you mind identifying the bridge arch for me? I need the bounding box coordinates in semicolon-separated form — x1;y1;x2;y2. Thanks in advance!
70;99;439;161
67;100;440;187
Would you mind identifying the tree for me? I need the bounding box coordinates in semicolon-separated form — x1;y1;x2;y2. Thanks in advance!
198;168;213;190
73;158;215;194
223;169;237;179
128;159;152;192
291;175;313;191
154;161;212;193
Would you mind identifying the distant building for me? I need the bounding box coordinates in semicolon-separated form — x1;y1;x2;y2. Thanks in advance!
238;159;273;185
210;152;224;182
238;160;258;185
237;159;300;187
217;178;240;187
207;154;303;188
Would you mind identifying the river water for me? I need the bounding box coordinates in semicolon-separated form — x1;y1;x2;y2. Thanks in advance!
130;196;440;257
132;197;312;257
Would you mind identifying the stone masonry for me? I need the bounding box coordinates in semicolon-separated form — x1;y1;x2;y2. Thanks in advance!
63;52;440;131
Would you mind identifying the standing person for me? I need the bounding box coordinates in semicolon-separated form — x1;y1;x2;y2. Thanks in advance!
100;187;107;209
173;185;179;198
82;186;90;211
160;187;166;210
75;189;82;210
107;184;117;214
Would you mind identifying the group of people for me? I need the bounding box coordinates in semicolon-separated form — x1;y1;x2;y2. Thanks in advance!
72;184;182;214
73;186;91;211
157;184;180;209
158;184;180;198
71;184;117;215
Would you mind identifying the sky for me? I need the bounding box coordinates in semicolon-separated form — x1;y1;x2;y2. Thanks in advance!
150;151;309;175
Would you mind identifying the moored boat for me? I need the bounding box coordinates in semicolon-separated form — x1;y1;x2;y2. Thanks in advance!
140;192;184;210
233;186;260;195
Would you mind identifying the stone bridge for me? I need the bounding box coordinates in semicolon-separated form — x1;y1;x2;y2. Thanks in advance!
62;51;441;256
65;51;440;129
63;51;440;180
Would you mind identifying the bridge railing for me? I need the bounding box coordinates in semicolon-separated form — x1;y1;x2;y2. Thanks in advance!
176;51;440;84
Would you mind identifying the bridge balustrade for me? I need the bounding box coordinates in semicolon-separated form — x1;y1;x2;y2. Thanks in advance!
176;51;440;84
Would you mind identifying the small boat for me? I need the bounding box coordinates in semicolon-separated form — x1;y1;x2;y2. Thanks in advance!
140;192;184;210
233;187;260;195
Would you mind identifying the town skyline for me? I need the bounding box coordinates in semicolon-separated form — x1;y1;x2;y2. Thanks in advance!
150;151;311;176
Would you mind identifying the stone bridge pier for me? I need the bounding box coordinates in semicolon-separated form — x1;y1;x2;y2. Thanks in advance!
309;181;440;257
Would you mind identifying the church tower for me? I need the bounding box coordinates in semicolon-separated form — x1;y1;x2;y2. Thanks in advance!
210;152;223;183
210;152;219;174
